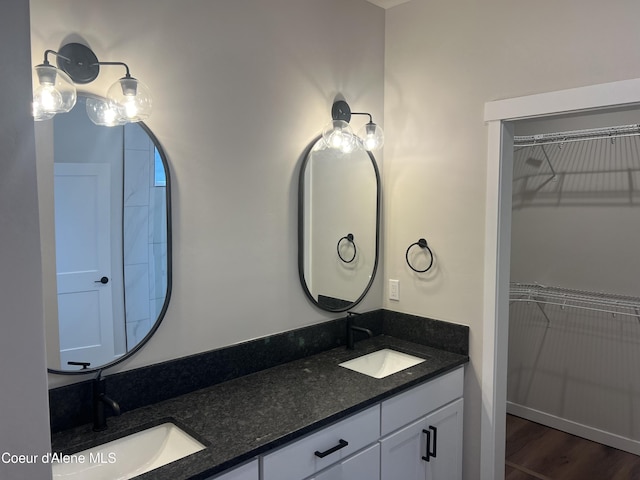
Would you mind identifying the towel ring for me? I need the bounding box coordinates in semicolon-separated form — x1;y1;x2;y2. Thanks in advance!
337;233;356;263
406;238;433;273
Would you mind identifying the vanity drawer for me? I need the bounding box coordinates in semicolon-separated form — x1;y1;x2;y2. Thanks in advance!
261;405;380;480
381;366;463;436
310;443;380;480
206;459;259;480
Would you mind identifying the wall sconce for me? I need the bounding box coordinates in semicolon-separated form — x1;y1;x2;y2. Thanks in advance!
322;100;384;152
32;43;152;126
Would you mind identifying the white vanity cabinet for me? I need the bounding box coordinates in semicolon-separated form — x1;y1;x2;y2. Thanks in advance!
206;459;259;480
379;367;464;480
214;366;463;480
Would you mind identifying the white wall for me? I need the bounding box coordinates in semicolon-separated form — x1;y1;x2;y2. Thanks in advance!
0;0;52;478
29;0;385;388
384;0;640;477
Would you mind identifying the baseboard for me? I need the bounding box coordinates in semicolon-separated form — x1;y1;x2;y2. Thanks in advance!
506;401;640;456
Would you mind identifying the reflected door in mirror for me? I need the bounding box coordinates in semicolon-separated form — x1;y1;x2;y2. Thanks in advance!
55;163;116;367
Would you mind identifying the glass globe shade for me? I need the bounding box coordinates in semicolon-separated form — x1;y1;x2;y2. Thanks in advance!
322;120;357;153
86;97;126;127
32;64;77;120
357;122;384;151
33;84;62;120
107;77;152;122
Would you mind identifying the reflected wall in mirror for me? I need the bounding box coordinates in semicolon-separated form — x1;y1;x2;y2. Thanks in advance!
298;136;381;311
42;94;172;373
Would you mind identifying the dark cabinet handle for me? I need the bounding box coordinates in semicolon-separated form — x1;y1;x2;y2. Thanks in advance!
421;426;437;461
429;425;437;458
95;276;109;284
314;439;348;458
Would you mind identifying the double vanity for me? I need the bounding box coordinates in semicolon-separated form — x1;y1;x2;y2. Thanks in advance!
43;95;468;479
50;334;467;480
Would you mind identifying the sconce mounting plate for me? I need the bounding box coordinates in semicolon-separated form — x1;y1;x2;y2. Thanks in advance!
331;100;352;123
57;43;100;84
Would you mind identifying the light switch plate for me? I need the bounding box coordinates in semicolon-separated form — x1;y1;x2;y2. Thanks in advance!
389;279;400;301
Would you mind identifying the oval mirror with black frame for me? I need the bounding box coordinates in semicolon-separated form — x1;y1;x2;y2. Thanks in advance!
42;94;172;374
298;135;381;312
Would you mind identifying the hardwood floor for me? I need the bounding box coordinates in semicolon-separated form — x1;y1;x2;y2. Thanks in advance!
505;414;640;480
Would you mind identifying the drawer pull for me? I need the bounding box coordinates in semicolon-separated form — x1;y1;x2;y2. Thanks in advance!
314;439;349;458
421;426;437;462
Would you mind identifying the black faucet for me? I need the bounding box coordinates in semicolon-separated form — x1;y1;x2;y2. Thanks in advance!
92;370;121;432
346;311;373;350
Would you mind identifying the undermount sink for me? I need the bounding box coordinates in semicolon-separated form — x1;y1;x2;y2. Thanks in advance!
338;348;426;379
52;422;205;479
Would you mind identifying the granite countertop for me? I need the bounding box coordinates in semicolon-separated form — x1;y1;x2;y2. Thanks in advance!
51;335;468;480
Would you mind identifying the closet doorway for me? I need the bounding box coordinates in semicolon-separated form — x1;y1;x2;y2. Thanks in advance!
506;109;640;478
481;78;640;480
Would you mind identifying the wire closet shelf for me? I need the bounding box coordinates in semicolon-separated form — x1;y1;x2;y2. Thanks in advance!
509;283;640;320
514;124;640;148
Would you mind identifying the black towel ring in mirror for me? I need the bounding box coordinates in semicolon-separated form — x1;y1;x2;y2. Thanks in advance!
337;233;357;263
406;238;434;273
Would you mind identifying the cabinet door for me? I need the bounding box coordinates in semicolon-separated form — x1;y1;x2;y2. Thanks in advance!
310;444;380;480
423;398;463;480
380;398;463;480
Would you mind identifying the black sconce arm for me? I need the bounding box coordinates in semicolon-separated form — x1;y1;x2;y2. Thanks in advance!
95;61;132;78
350;111;374;124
